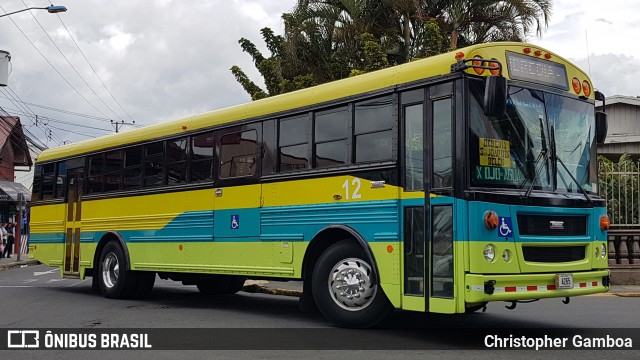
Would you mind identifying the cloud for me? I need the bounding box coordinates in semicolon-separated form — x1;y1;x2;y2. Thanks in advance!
571;53;640;97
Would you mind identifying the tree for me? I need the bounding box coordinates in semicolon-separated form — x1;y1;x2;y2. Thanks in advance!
231;0;553;99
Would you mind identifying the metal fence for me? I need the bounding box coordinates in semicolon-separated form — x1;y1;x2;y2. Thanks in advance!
599;158;640;227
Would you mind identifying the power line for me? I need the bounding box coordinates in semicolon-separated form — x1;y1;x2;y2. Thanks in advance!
0;3;113;120
21;0;127;123
54;11;137;124
0;94;118;123
2;106;112;132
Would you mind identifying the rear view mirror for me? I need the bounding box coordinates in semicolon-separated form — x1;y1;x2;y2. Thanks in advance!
596;111;608;144
484;76;507;117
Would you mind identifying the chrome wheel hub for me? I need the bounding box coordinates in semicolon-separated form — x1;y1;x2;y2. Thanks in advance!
102;253;119;289
328;257;376;311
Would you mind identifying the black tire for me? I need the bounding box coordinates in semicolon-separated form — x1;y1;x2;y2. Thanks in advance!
133;272;156;298
97;241;138;299
197;275;246;295
465;302;487;313
312;242;392;328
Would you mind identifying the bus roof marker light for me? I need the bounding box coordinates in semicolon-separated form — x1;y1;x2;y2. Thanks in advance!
523;47;531;54
572;77;581;94
181;125;187;130
455;52;465;60
472;56;484;75
545;53;552;59
582;80;592;97
534;50;542;56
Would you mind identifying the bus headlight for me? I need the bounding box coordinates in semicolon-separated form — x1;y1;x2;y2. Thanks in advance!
483;244;496;263
601;243;607;259
502;249;511;262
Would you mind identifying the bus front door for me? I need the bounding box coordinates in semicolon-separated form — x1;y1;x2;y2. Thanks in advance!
63;169;83;276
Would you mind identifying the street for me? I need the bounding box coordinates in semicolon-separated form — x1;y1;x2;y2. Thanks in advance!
1;264;639;359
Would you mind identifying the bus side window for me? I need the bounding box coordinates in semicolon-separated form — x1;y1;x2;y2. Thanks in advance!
432;98;453;188
104;150;123;192
41;163;57;201
144;142;164;187
190;132;214;182
220;130;258;178
278;114;310;172
32;164;42;201
87;154;104;194
354;95;394;163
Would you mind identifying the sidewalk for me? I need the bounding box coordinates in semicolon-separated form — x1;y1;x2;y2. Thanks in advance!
0;254;39;271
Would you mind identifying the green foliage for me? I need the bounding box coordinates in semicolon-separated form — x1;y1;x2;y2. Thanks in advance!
231;0;553;99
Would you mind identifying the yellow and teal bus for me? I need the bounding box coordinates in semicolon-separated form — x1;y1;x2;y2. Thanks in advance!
30;42;610;328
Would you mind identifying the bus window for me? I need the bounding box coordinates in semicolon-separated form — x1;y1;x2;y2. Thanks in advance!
220;130;258;178
404;104;424;191
314;106;349;168
56;161;67;198
354;95;394;163
32;164;42;200
87;154;104;194
123;147;142;189
166;138;187;185
144;142;164;187
432;98;453;188
279;114;309;172
41;163;56;200
191;132;214;182
104;150;123;192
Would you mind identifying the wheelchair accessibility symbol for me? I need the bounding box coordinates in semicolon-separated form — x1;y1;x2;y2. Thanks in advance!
231;215;240;230
498;216;512;237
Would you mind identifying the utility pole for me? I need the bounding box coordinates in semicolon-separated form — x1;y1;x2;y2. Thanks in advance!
111;119;136;133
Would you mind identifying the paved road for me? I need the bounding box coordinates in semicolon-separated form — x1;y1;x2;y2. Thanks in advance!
1;264;639;359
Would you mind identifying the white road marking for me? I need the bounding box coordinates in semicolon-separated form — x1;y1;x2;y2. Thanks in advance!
23;279;38;284
66;279;88;287
47;279;66;283
0;286;34;288
34;269;57;276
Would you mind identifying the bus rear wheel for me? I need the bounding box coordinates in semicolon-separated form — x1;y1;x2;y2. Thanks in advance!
97;241;138;299
197;275;246;295
312;242;392;328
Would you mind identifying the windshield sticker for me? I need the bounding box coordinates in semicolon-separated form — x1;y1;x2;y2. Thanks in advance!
479;138;511;168
475;166;524;183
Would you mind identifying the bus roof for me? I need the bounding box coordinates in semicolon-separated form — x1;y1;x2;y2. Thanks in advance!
36;42;590;163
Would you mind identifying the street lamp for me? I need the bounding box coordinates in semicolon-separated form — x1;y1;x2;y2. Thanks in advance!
0;5;67;18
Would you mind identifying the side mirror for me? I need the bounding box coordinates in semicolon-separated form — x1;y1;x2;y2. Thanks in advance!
596;111;608;144
484;75;507;117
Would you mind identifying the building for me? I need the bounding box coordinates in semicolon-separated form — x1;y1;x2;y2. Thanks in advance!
0;116;32;222
596;95;640;160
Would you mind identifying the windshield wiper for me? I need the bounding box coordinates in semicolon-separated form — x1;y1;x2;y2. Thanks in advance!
520;116;551;200
550;126;592;203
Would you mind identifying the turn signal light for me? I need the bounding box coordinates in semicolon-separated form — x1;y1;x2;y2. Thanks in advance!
572;77;581;94
600;215;610;231
484;211;499;230
582;80;592;97
489;58;500;75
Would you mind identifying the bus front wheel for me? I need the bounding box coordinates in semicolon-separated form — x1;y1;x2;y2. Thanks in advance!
312;242;392;328
97;241;139;299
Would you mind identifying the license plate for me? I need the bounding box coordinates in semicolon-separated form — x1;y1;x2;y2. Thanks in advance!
555;273;574;289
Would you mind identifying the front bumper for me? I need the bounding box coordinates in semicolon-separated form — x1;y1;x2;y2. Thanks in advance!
465;270;610;303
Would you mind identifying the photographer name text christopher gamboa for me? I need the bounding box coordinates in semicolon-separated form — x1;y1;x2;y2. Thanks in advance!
485;334;633;350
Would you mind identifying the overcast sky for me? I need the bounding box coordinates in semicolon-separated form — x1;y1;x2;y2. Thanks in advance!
1;0;640;178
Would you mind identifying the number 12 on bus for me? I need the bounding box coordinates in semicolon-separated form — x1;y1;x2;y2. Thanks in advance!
29;42;611;328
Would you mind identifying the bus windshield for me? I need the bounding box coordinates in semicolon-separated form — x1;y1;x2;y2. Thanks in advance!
469;79;597;194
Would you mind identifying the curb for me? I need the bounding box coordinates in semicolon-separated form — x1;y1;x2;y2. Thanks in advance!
0;259;40;271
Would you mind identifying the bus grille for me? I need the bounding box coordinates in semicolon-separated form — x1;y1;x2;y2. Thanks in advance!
522;246;585;263
517;214;587;236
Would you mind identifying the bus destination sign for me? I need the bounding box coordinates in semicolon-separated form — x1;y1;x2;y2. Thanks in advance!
506;52;568;90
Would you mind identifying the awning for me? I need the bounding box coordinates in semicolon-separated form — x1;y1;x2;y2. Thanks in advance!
0;181;31;202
